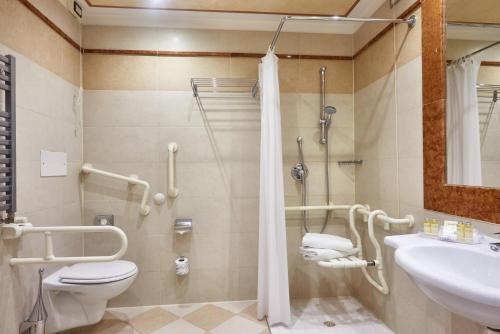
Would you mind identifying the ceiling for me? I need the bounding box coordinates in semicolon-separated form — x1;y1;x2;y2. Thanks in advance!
447;0;500;24
81;0;386;34
84;0;359;16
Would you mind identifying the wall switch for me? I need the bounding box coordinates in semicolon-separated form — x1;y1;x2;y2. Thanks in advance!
41;150;67;177
94;215;114;226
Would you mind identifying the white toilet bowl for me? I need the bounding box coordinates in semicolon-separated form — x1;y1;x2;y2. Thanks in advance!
42;260;138;334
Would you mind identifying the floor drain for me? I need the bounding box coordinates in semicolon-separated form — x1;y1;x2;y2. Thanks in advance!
324;320;336;327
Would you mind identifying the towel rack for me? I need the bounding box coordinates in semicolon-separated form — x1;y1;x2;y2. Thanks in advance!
81;163;151;216
1;219;128;265
0;54;16;222
191;77;259;113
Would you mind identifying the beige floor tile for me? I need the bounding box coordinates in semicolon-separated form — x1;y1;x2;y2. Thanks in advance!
210;315;267;334
238;303;267;326
150;319;205;334
214;300;255;314
161;303;205;318
128;307;178;334
66;318;134;334
183;304;234;331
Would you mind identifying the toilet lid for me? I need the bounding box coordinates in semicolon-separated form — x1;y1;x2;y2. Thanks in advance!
59;260;138;284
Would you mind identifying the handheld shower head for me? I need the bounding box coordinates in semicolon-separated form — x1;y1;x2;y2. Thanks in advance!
324;106;337;116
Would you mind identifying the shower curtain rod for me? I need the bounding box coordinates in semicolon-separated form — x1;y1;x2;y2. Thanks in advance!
461;41;500;60
268;14;417;52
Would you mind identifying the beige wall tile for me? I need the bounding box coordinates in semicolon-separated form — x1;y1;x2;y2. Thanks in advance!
0;0;81;86
83;54;158;90
395;9;422;68
354;31;395;92
0;39;82;333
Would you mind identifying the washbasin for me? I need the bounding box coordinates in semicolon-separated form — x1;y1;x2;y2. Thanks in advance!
385;234;500;329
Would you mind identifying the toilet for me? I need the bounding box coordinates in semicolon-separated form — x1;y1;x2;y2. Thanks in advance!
42;260;138;334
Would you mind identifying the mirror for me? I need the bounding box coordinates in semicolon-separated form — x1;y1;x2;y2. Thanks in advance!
445;0;500;188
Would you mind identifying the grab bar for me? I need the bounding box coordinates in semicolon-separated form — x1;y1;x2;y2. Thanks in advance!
82;163;151;215
1;222;128;265
284;203;414;231
168;142;179;198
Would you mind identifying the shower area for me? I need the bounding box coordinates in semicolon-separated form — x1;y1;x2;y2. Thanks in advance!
79;8;416;334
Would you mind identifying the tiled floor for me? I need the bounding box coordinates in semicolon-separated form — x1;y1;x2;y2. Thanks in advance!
271;297;394;334
65;300;270;334
63;297;391;334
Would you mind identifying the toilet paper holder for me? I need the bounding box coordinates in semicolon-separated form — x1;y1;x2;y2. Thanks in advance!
175;219;192;235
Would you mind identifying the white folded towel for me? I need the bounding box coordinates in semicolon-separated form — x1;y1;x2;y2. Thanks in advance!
300;247;355;261
302;233;354;252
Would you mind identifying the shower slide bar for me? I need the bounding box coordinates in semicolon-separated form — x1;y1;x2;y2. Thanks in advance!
81;163;151;216
268;14;417;52
1;219;128;265
285;203;414;231
168;142;179;198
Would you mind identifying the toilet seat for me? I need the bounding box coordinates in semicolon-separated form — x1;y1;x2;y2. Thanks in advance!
58;260;138;284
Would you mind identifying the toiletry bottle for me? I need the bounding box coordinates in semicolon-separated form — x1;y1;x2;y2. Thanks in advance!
431;219;440;236
464;222;473;243
424;218;431;234
457;222;465;242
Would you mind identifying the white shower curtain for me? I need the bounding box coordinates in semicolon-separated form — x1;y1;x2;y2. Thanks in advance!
447;56;482;186
257;51;291;326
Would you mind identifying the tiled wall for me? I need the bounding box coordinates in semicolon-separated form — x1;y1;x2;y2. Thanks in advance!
82;25;355;306
352;4;498;334
447;39;500;187
0;0;82;333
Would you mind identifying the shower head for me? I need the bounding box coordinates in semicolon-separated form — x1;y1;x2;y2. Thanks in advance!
324;106;337;116
297;136;303;143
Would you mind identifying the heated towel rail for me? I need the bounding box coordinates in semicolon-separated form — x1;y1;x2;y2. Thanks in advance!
81;164;151;215
0;54;16;222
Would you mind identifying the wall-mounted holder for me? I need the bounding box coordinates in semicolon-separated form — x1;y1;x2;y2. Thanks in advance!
168;143;179;198
81;163;151;216
175;219;192;235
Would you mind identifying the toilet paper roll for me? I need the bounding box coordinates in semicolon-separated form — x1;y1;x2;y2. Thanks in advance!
175;256;189;276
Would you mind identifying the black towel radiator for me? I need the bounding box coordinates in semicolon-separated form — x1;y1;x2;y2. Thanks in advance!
0;54;16;222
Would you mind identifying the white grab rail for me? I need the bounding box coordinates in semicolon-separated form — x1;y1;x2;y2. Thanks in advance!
288;203;414;295
168;142;179;198
82;163;151;215
285;203;414;230
1;222;128;265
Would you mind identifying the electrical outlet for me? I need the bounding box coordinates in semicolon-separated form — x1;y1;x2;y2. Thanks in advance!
94;215;114;226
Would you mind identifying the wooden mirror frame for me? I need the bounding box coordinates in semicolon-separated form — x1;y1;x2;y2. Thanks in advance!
422;0;500;223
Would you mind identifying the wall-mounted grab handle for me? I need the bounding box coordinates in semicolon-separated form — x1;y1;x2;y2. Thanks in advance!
1;222;128;265
82;163;151;215
168;143;179;198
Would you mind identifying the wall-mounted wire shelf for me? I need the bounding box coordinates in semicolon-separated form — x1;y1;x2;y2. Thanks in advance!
477;84;498;148
337;160;363;166
191;78;259;113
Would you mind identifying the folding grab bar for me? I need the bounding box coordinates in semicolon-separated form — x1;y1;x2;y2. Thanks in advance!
284;203;414;230
168;142;179;198
1;222;128;265
82;163;151;215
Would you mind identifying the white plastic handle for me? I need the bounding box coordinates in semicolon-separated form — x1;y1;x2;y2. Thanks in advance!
168;142;179;198
6;225;128;265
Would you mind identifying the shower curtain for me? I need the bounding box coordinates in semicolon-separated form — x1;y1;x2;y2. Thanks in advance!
447;56;482;186
257;51;291;326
